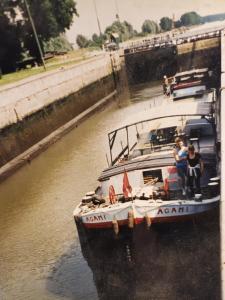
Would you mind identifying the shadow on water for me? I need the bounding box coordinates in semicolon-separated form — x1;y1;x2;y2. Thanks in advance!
129;81;163;103
47;210;220;300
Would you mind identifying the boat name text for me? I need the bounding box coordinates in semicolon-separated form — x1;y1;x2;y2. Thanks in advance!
86;214;107;222
157;206;188;215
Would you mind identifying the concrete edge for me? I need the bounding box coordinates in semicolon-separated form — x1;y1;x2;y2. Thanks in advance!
0;90;117;183
0;53;108;92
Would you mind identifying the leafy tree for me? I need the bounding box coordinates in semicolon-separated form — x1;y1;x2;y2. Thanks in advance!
160;17;173;31
202;13;225;23
0;0;78;73
19;0;78;60
0;0;23;73
44;35;73;53
91;33;106;47
124;21;135;38
105;20;135;42
76;34;90;48
174;20;182;28
142;20;160;35
180;12;202;26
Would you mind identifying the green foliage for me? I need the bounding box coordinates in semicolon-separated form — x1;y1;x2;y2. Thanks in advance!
20;0;78;60
0;0;77;73
160;17;173;31
174;20;182;28
91;33;106;48
76;35;90;48
0;0;23;73
202;13;225;23
142;20;160;35
44;35;73;53
180;12;202;26
104;20;135;42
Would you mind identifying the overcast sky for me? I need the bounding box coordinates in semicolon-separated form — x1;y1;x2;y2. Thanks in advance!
66;0;225;44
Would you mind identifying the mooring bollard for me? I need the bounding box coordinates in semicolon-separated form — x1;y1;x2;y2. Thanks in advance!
145;213;152;229
128;210;134;228
112;218;119;235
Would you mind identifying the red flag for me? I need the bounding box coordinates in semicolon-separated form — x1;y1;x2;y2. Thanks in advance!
123;170;132;198
164;178;169;192
109;185;117;204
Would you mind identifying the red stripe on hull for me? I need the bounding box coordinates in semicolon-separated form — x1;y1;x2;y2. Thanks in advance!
83;219;128;229
173;81;202;90
79;211;214;229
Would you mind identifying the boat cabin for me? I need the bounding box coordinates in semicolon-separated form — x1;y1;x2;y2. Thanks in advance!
98;106;217;202
171;68;213;101
74;97;219;231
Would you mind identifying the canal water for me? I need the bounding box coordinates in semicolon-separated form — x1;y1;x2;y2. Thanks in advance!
0;83;220;300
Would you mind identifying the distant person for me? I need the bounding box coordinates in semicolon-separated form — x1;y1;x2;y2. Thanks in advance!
163;75;168;95
173;137;188;195
163;75;171;96
187;145;204;197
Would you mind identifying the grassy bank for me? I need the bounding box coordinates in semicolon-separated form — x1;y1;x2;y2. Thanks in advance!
0;48;101;87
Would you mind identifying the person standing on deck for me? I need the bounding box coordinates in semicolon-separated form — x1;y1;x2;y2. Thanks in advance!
163;75;169;95
163;75;172;96
187;144;204;197
173;137;188;196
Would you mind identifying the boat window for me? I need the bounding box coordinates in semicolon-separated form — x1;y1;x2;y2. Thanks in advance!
149;126;177;145
143;169;163;184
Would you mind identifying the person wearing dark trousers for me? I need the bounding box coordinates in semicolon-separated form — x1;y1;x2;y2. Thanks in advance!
187;145;204;196
173;137;188;196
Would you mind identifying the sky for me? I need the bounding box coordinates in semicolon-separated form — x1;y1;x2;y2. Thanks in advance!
66;0;225;45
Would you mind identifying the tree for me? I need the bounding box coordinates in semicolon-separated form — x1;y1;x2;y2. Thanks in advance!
123;21;135;38
180;12;202;26
142;20;160;35
91;33;106;48
19;0;78;60
160;17;173;31
76;34;90;48
44;35;73;53
202;13;225;23
0;0;23;73
174;20;182;28
104;20;136;42
0;0;78;73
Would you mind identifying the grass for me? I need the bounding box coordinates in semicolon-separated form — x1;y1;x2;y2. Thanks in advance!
0;48;100;87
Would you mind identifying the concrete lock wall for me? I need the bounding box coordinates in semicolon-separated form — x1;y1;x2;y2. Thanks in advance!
125;37;220;85
0;53;120;168
176;37;221;75
0;54;117;128
125;47;177;84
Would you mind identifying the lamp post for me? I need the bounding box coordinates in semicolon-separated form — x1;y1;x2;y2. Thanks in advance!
114;0;120;22
93;0;102;36
23;0;46;70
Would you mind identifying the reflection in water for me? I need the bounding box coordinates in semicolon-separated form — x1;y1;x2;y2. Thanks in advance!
75;213;220;300
0;82;221;299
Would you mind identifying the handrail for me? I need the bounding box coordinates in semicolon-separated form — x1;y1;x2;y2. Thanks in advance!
108;113;212;136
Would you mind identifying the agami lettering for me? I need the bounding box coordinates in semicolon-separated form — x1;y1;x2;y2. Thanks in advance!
86;215;107;222
157;206;188;215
